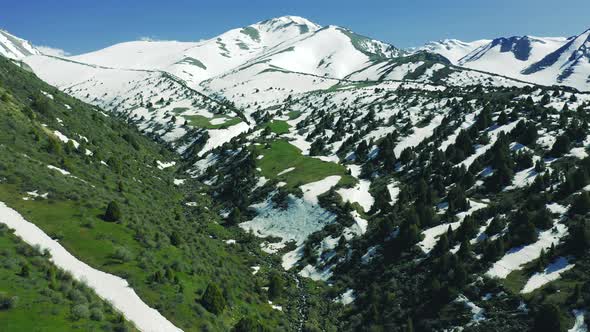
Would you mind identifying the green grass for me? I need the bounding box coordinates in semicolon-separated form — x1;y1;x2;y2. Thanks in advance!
503;269;528;294
182;114;241;129
254;140;355;188
266;120;291;135
183;114;241;129
287;111;302;120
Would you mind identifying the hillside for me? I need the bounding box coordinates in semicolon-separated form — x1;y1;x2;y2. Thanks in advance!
0;56;338;331
2;14;590;332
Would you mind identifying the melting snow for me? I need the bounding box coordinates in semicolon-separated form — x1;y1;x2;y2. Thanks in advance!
156;160;176;170
486;223;569;279
47;165;70;175
277;167;295;176
569;310;588;332
455;294;485;325
240;194;336;268
335;289;355;305
268;301;283;311
521;257;575;293
418;200;487;253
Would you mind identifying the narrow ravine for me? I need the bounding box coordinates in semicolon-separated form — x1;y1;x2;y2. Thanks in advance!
293;274;309;332
0;202;183;332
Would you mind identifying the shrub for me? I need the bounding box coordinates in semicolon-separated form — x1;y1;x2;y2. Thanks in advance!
0;293;18;310
112;246;133;262
90;307;104;321
71;304;90;320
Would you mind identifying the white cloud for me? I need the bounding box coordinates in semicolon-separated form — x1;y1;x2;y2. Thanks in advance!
139;36;157;42
36;45;70;57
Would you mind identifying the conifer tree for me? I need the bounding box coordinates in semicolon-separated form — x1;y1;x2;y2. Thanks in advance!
200;283;226;315
103;201;121;222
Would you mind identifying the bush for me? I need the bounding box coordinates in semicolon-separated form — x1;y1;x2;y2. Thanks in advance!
68;289;88;303
71;304;90;320
0;293;18;310
90;307;104;321
112;246;133;262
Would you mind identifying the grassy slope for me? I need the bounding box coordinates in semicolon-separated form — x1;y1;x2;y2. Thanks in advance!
0;225;136;331
254;140;355;188
266;120;291;135
0;57;290;331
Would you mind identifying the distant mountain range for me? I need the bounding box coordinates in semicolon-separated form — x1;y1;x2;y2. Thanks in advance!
419;29;590;90
1;17;587;92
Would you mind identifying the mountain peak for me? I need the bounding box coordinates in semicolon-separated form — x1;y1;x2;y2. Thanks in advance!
255;15;321;33
0;29;39;59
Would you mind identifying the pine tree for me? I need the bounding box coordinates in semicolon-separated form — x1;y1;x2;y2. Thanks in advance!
532;303;562;332
405;317;414;332
200;283;226;315
454;263;468;287
550;134;571;157
570;192;590;216
268;272;284;300
568;220;590;252
457;240;471;259
232;317;267;332
19;264;30;277
227;208;243;225
355;140;369;162
103;201;121;222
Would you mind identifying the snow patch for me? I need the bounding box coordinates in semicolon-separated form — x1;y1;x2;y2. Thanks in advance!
521;257;575;293
300;175;341;205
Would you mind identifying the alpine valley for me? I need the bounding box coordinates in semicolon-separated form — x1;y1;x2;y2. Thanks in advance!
1;15;590;332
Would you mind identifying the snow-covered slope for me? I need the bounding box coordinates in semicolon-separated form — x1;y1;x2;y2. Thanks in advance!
522;29;590;89
0;29;39;59
199;25;403;106
17;16;412;145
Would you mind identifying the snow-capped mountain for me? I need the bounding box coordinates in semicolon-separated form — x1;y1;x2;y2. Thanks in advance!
417;38;491;64
1;16;533;157
66;16;323;85
18;16;409;106
0;29;39;59
420;29;590;91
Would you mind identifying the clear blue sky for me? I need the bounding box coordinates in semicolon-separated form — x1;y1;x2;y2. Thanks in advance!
2;0;589;55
